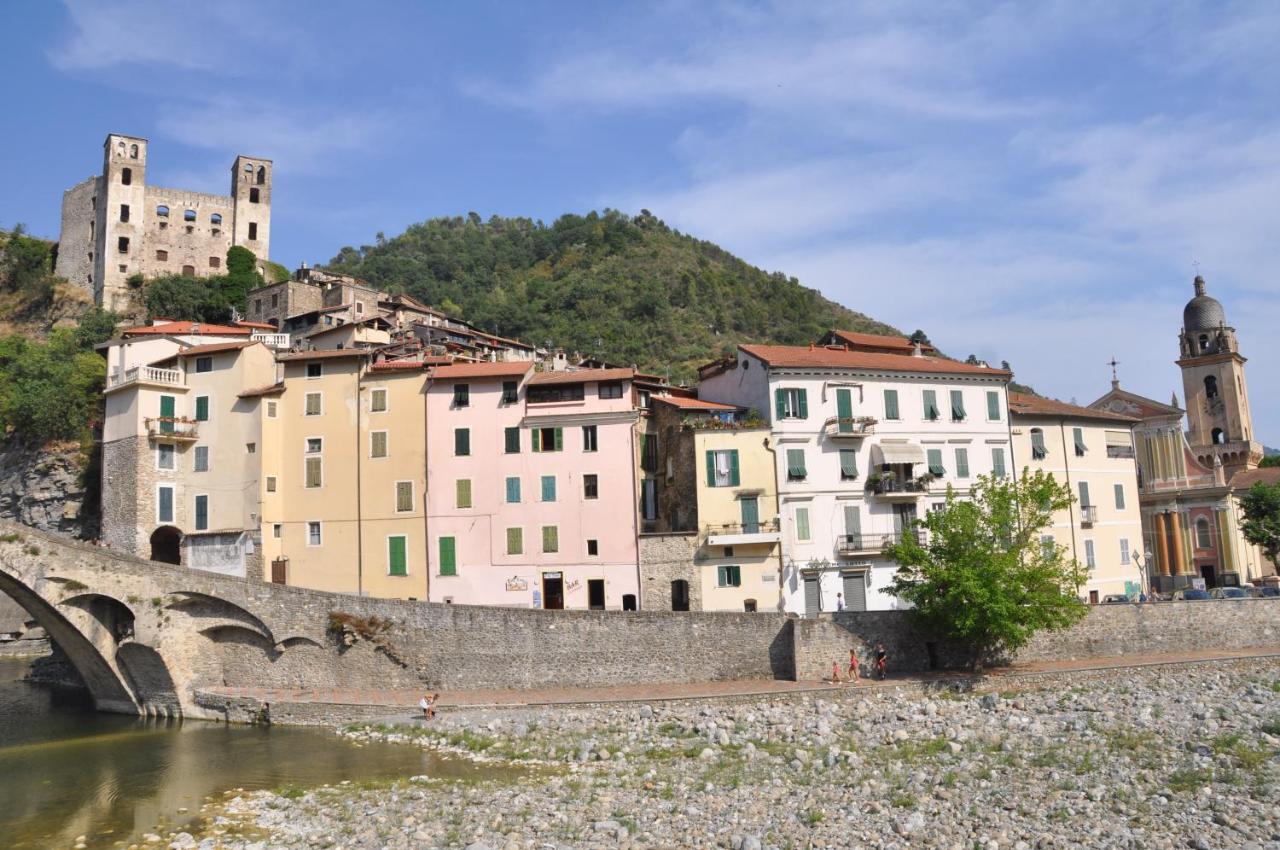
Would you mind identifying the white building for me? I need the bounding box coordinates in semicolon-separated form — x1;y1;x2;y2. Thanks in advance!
698;338;1012;614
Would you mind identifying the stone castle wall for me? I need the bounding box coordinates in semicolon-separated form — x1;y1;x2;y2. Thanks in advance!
55;177;99;295
639;532;702;611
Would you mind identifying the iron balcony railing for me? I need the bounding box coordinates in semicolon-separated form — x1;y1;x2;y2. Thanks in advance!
837;531;919;553
704;518;782;537
823;416;877;438
871;478;929;496
144;416;199;440
1080;505;1098;527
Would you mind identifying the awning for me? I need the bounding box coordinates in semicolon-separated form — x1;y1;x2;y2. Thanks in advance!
872;442;925;466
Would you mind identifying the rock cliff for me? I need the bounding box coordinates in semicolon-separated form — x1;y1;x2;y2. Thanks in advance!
0;441;96;539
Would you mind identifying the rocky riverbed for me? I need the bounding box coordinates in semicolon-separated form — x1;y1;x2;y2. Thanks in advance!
172;659;1279;850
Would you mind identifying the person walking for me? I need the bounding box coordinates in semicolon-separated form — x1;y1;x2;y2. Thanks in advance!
847;649;860;683
836;593;846;612
419;692;437;720
874;643;888;680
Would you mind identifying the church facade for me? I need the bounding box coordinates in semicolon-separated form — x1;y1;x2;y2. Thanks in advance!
1091;276;1277;591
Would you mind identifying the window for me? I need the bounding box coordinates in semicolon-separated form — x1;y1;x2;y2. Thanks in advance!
583;474;599;500
117;236;130;253
1030;427;1047;459
130;143;138;158
1212;427;1226;445
638;389;651;409
541;475;557;502
155;250;168;261
355;301;364;315
456;479;472;509
308;522;322;546
182;209;196;222
249;188;260;204
1204;375;1219;400
194;355;214;374
121;167;132;185
271;294;279;308
1114;483;1126;510
454;428;470;456
706;449;741;487
795;507;811;541
370;431;388;458
267;401;277;418
834;387;854;431
844;504;861;540
210;213;222;225
157;486;174;523
599;382;623;399
1040;534;1055;559
306;437;322;453
839;449;858;480
501;380;519;404
273;524;282;539
194;446;209;472
248;223;258;240
370;388;387;412
641;433;658;472
505;476;521;503
1084;539;1096;570
246;442;256;454
506;527;523;555
786;448;807;481
582;425;598;452
253;299;262;315
305;393;322;415
717;565;742;588
950;390;966;421
641;480;657;520
954;448;969;478
1078;481;1091;508
987;391;1001;421
209;256;220;269
774;387;808;419
587;539;599;557
305;456;322;488
1120;538;1131;565
926;448;945;477
884;389;900;420
922;390;940;421
388;536;407;576
527;383;584;403
306;362;322;379
266;476;276;492
438;537;457;575
532;427;563;452
119;204;130;222
453;384;470;408
156;205;169;217
1073;427;1087;456
541;526;559;553
157;444;175;470
182;264;195;276
257;165;266;185
195;395;210;421
1195;518;1212;549
498;426;518;454
991;447;1007;478
194;495;209;531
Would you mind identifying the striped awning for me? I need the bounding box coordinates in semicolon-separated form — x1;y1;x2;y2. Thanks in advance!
872;442;925;466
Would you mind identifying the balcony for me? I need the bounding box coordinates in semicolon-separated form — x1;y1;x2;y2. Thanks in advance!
108;366;183;389
1080;505;1098;528
869;476;930;499
823;416;877;439
251;331;291;349
144;417;199;441
836;531;915;555
705;518;782;547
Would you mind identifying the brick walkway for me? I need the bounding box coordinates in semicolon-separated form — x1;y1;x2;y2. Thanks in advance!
202;645;1280;711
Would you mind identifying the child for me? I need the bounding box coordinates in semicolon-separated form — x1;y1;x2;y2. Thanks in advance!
830;661;842;684
419;692;437;720
847;649;860;683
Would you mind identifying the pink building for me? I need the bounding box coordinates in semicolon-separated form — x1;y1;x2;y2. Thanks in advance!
425;364;642;609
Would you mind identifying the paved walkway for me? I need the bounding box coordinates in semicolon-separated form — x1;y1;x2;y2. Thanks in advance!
203;645;1280;711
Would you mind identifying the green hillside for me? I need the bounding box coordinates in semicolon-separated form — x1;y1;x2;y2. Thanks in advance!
327;210;900;378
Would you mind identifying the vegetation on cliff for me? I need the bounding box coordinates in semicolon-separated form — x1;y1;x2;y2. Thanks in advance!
142;245;264;322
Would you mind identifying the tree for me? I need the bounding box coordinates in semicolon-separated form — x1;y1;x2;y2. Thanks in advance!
221;245;262;311
1259;454;1280;468
885;470;1089;671
1240;481;1280;569
143;275;233;323
73;308;120;350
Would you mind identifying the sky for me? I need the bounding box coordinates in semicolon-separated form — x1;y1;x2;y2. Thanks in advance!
2;1;1277;442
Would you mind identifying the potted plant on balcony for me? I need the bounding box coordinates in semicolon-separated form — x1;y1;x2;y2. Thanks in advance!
865;472;883;490
916;471;938;487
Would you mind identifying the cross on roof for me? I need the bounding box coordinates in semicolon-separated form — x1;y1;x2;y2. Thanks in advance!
1107;356;1121;385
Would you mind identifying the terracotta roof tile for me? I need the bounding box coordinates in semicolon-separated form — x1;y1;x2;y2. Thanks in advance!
1228;468;1280;489
737;344;1010;377
1009;392;1138;423
122;321;251;337
826;330;935;352
276;349;370;361
238;382;285;398
527;367;635;385
652;396;740;411
179;341;258;357
429;361;535;380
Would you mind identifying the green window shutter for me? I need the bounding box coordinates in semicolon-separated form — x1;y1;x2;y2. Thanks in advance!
541;475;556;502
987;391;1000;421
884;389;899;420
796;389;808;419
1114;483;1125;510
506;527;522;555
795;508;810;541
927;448;944;476
839;449;858;479
786;448;806;480
1031;430;1047;458
844;504;861;538
388;537;407;576
553;427;563;451
706;451;717;487
950;390;966;421
195;396;209;421
728;450;740;486
195;495;208;530
992;447;1006;477
955;448;969;478
542;526;558;553
775;388;786;420
532;429;541;452
371;431;387;458
1078;481;1090;507
456;479;472;509
836;388;853;429
455;428;470;456
740;497;759;531
923;390;938;421
1073;428;1087;455
506;477;521;503
504;427;520;453
158;487;173;523
160;395;175;432
438;537;456;576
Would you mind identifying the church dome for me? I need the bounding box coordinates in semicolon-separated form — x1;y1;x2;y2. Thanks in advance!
1183;275;1227;331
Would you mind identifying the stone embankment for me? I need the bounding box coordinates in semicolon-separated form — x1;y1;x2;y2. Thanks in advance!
175;658;1279;850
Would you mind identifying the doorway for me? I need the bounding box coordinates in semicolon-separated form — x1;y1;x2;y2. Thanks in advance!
893;504;918;542
270;558;288;584
542;573;564;610
149;526;182;565
1088;590;1099;604
803;576;821;616
671;579;690;612
1199;564;1217;589
841;572;868;611
587;579;605;610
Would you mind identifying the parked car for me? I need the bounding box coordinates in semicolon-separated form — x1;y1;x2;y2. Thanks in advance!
1101;594;1132;604
1253;586;1280;598
1209;587;1249;599
1171;589;1211;601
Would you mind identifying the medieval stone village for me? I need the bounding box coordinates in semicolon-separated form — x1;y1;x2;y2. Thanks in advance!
2;6;1280;849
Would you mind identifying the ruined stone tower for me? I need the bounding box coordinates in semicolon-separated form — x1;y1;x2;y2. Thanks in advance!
55;133;273;313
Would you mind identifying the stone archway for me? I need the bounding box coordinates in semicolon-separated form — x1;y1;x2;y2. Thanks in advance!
150;526;182;565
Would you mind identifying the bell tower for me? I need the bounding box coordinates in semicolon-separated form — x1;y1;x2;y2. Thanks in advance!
1176;275;1262;476
230;154;272;263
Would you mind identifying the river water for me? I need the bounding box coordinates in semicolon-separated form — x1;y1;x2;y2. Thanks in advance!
0;655;483;849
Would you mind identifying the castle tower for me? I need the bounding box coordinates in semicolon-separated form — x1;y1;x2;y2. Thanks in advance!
1176;275;1262;476
97;134;148;312
231;155;272;264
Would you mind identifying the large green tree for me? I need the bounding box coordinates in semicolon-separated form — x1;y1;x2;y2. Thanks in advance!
0;329;105;444
1240;481;1280;569
885;470;1089;671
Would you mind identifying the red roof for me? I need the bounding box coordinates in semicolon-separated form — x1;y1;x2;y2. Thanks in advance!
122;321;251;337
653;396;740;411
1009;392;1137;423
179;341;258;357
527;367;635;385
429;361;535;380
737;344;1011;377
1227;468;1280;489
369;357;450;371
825;330;934;353
276;349;370;361
238;382;285;398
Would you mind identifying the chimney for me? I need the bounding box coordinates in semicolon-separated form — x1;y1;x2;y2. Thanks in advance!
912;341;923;357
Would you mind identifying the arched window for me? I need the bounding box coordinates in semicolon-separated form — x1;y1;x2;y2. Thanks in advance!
210;213;222;225
1195;518;1213;549
182;265;196;276
1212;428;1226;445
244;162;254;173
156;205;169;217
183;209;197;222
1204;375;1219;400
1198;334;1210;352
130;143;139;158
256;165;266;185
1030;427;1047;459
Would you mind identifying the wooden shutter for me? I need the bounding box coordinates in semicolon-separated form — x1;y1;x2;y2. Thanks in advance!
542;526;558;553
955;448;969;478
505;427;520;453
796;389;808;419
455;428;469;456
923;390;937;421
541;475;556;502
456;479;472;509
195;396;209;421
1078;481;1090;507
839;449;857;479
795;507;810;540
951;390;966;420
927;449;944;476
438;537;456;576
388;537;407;576
160;395;175;432
506;477;521;503
775;388;786;419
305;456;321;488
706;451;717;487
987;391;1000;421
740;497;759;532
728;450;740;486
553;427;563;451
371;431;387;458
844;504;861;539
396;481;413;512
836;388;852;428
506;527;522;555
195;495;208;530
884;389;899;420
1114;483;1125;510
158;487;173;523
992;447;1006;477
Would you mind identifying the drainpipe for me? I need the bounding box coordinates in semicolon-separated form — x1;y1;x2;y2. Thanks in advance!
424;371;435;601
355;363;364;596
631;402;643;610
1057;418;1080;594
762;435;785;612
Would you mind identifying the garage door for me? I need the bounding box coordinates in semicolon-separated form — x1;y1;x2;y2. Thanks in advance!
803;577;821;616
842;572;867;611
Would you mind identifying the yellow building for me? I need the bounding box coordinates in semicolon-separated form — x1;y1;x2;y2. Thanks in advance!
1009;393;1145;601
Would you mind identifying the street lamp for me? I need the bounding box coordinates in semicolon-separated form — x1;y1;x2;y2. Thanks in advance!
1131;549;1155;600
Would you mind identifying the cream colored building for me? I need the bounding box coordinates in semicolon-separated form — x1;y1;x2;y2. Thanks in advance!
1008;393;1145;601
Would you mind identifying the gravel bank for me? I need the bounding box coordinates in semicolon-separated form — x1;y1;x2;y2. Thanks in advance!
175;659;1279;850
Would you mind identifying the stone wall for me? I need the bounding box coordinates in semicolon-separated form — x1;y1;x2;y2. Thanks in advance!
0;442;93;538
639;532;702;611
55;177;98;296
100;437;142;554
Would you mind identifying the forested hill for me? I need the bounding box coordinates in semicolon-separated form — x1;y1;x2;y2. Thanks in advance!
326;210;900;377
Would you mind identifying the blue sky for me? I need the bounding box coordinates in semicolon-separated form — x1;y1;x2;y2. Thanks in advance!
3;1;1277;442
